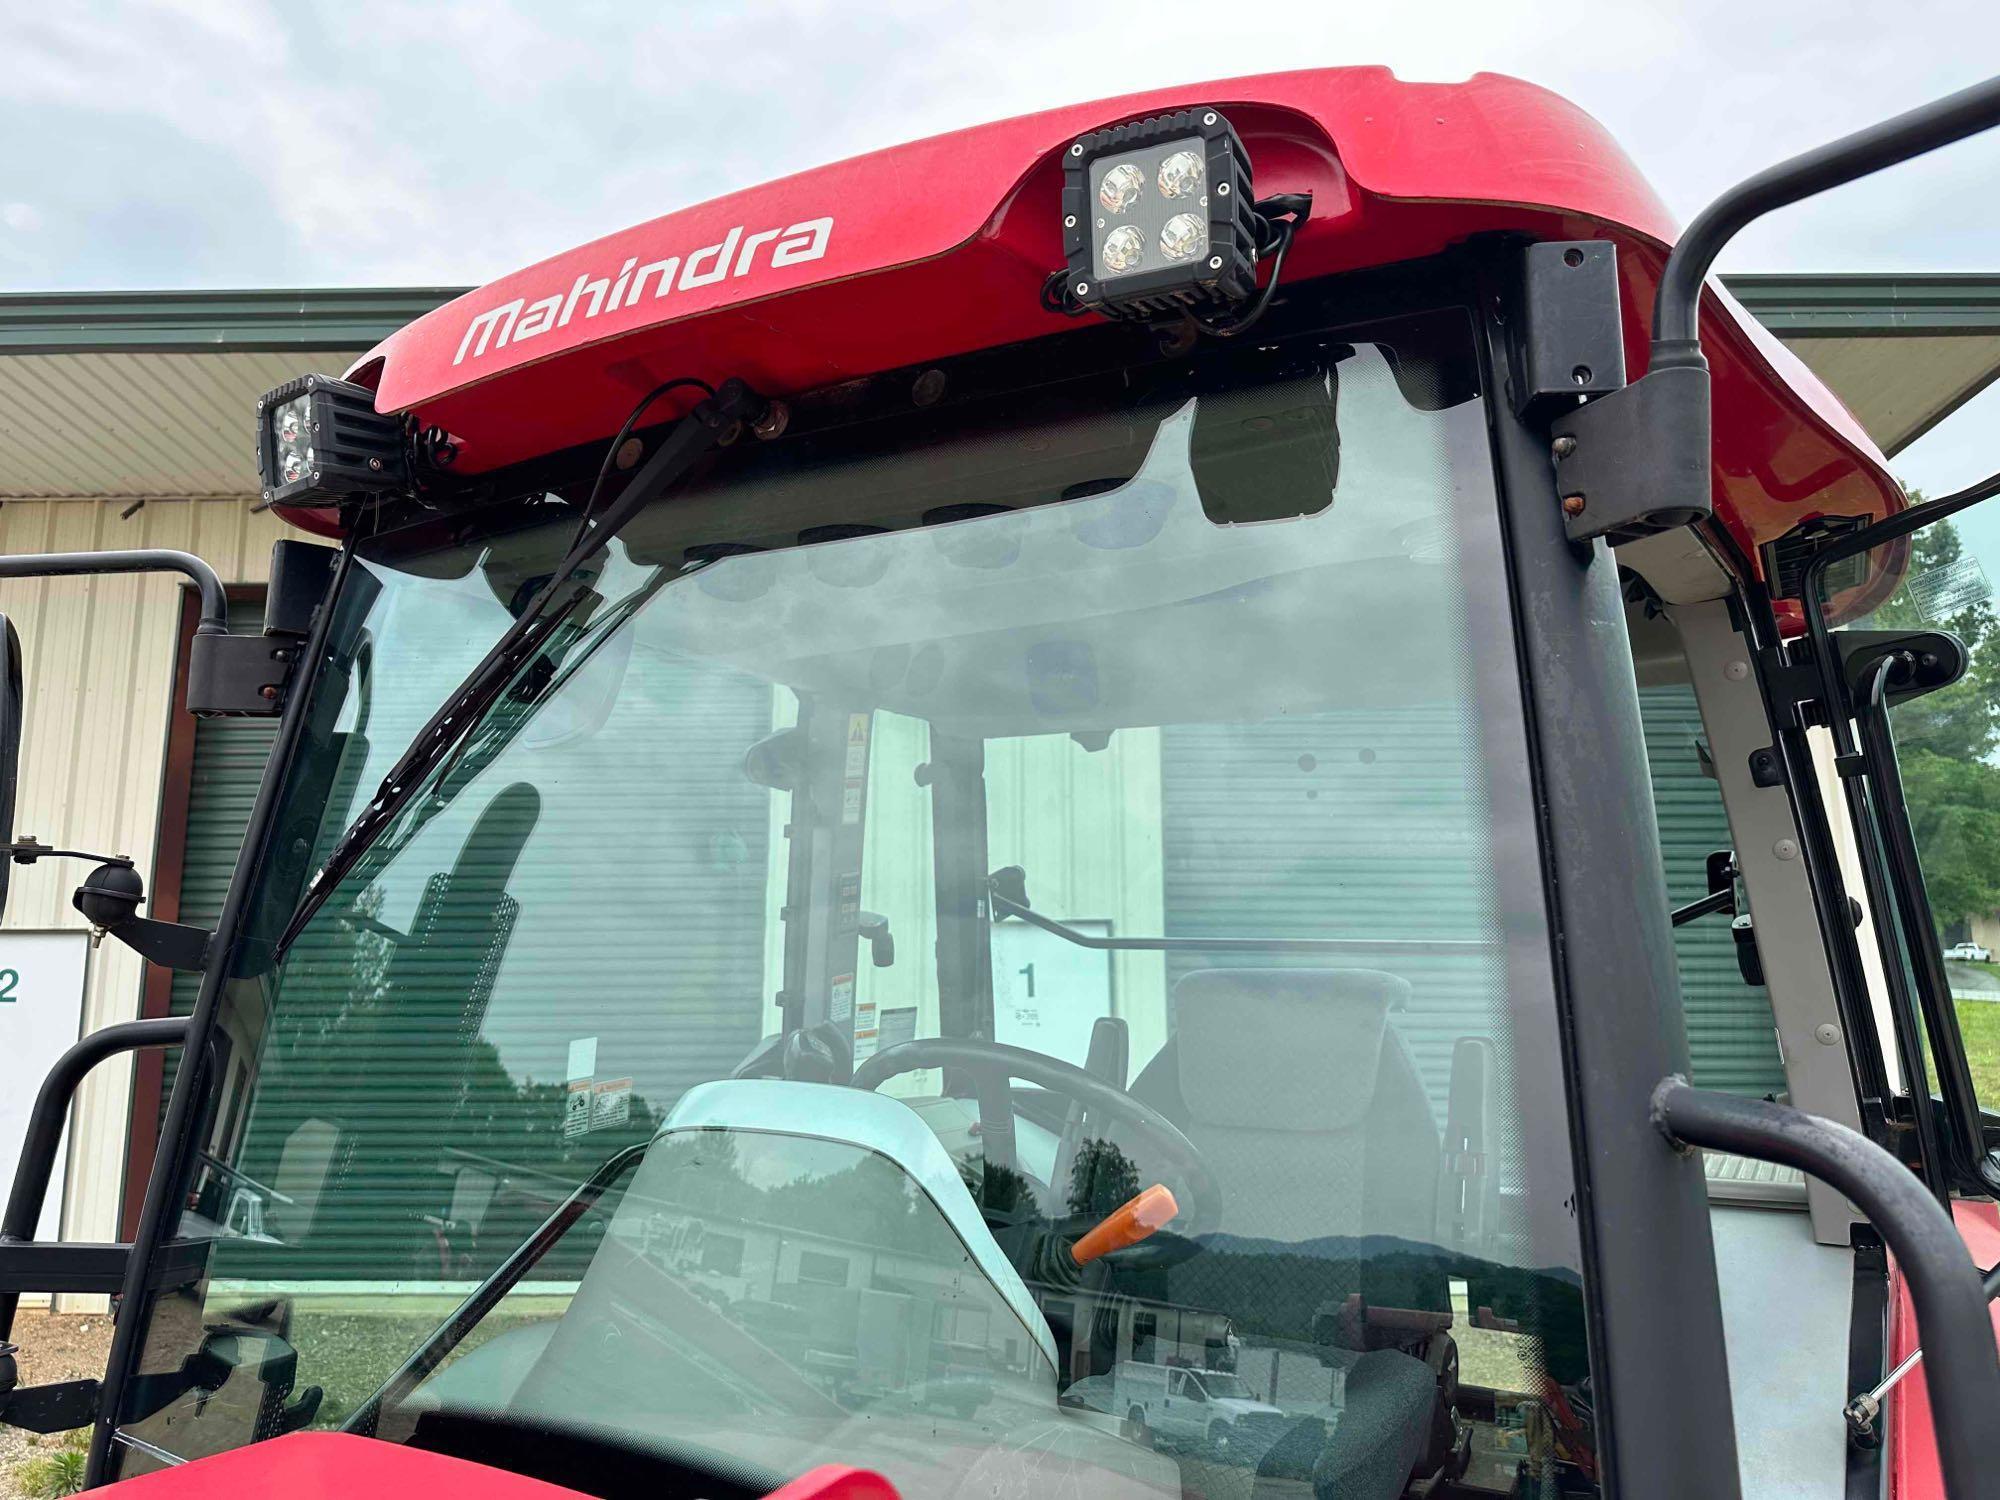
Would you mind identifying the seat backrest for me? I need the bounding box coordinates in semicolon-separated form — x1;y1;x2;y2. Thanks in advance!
1159;968;1441;1248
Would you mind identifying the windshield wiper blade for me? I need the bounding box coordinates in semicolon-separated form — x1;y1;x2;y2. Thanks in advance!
278;379;774;952
344;1140;648;1436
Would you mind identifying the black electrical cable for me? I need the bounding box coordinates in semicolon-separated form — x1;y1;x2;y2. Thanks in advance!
1191;218;1296;338
566;377;716;554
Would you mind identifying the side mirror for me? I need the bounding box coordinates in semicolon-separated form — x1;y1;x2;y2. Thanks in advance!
0;616;22;925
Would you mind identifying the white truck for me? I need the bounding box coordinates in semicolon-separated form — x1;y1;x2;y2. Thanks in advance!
1114;1362;1285;1451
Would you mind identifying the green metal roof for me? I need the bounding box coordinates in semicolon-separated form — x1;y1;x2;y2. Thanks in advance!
0;288;466;355
1723;273;2000;338
4;273;1998;353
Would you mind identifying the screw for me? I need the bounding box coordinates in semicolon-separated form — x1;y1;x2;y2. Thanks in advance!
1815;1022;1842;1046
1216;182;1229;196
1562;494;1586;517
1774;838;1799;862
1064;215;1077;228
912;369;948;407
1075;282;1089;297
1202;112;1218;125
1725;660;1750;682
259;685;280;701
367;457;383;471
1572;365;1593;385
1551;435;1577;459
752;401;791;440
1071;143;1085;157
1208;256;1223;270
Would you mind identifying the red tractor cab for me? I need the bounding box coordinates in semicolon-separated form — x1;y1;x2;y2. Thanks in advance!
1;64;1999;1500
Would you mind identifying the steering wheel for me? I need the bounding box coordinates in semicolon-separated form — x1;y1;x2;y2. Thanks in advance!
850;1037;1220;1240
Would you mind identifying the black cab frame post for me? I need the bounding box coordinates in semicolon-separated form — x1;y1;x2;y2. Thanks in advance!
86;545;355;1485
1476;255;1743;1500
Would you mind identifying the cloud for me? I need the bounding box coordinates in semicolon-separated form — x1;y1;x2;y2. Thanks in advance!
0;0;1995;289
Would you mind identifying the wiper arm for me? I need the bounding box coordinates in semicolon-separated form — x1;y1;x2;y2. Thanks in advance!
344;1140;647;1435
278;379;775;951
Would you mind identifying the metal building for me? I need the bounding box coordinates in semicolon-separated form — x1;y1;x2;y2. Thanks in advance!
0;277;1995;1303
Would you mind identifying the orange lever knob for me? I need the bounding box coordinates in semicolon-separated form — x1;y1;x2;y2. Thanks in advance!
1070;1184;1179;1267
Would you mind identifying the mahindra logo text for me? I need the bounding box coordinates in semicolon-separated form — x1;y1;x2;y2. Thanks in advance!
453;215;834;366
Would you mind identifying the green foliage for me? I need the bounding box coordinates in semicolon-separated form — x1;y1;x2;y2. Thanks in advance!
1862;504;2000;928
14;1429;88;1499
1866;513;2000;764
1899;750;2000;925
1065;1137;1141;1218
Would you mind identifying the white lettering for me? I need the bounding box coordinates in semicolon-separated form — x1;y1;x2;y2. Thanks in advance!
513;294;563;341
454;298;523;364
559;271;611;327
452;215;834;364
626;256;680;306
733;227;782;277
607;257;638;308
679;226;743;291
770;217;833;268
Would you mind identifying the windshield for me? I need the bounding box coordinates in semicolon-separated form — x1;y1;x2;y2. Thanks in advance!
118;305;1597;1497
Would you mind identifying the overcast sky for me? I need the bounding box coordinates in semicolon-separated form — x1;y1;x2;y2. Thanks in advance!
2;0;1996;487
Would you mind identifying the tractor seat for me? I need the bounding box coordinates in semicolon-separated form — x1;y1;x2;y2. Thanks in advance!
1129;968;1445;1499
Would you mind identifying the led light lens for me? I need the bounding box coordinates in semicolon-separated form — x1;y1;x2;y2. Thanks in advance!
1156;149;1204;198
1097;162;1144;215
1101;225;1144;273
1159;212;1207;263
270;395;313;485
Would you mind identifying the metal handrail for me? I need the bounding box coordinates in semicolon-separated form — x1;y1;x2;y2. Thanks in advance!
1654;1079;2000;1500
0;1018;191;1339
0;552;227;636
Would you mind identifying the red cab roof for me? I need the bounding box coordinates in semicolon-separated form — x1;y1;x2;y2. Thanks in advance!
317;66;1903;576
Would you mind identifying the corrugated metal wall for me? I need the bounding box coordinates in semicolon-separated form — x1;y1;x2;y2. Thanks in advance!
0;497;302;1252
1637;684;1787;1096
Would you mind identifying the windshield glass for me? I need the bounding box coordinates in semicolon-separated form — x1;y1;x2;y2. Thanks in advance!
118;305;1597;1497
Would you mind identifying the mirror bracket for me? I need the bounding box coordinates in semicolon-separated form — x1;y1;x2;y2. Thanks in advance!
67;861;212;971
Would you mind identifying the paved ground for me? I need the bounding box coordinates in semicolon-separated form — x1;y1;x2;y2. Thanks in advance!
0;1312;111;1497
1949;960;2000;999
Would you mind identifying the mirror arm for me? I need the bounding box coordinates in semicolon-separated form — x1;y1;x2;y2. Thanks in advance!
1656;76;2000;346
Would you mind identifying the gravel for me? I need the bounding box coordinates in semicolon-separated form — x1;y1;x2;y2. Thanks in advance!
0;1312;112;1496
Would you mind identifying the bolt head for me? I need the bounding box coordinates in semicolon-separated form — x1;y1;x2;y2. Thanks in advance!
1774;837;1800;861
1207;255;1223;270
1075;282;1089;297
1815;1022;1842;1046
1724;660;1750;682
1551;435;1577;459
1561;494;1586;517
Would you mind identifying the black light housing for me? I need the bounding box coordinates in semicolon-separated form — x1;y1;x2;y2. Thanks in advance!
256;373;407;508
1061;107;1260;321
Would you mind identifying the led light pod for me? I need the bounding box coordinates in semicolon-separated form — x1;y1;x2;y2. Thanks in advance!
255;373;408;508
1062;106;1259;321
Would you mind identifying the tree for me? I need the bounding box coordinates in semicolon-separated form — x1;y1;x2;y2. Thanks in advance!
1860;496;2000;929
1897;750;2000;928
1864;511;2000;763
